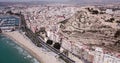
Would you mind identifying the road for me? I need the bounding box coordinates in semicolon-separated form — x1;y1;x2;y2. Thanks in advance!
20;14;75;63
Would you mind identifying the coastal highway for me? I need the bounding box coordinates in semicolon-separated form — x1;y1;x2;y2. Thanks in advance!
25;28;75;63
20;15;75;63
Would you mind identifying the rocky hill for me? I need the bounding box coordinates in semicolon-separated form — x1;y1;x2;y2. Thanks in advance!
58;7;120;49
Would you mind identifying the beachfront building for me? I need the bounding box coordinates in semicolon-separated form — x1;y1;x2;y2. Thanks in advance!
0;15;20;32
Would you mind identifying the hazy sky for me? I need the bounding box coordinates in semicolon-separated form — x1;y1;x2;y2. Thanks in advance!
0;0;69;2
0;0;120;3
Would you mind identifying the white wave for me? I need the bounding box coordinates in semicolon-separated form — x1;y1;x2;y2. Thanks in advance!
13;44;40;63
31;58;40;63
24;56;27;59
15;45;24;53
6;40;9;43
27;54;32;58
14;45;30;57
0;35;40;63
8;42;15;46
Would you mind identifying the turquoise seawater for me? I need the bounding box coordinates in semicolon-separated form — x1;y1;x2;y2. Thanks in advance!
0;35;40;63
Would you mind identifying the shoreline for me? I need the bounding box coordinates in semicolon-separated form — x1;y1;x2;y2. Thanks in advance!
3;31;64;63
3;31;43;63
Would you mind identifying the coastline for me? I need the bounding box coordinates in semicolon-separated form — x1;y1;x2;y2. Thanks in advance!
3;31;64;63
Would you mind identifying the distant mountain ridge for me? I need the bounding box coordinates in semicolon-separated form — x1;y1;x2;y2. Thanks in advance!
0;1;50;6
71;0;120;2
0;0;120;6
70;0;120;4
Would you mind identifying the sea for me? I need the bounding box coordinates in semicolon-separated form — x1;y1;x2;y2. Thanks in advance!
0;35;40;63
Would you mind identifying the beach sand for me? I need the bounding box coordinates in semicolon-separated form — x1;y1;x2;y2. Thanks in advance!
3;31;65;63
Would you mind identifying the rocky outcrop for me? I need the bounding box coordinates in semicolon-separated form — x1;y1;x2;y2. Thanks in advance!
59;7;119;47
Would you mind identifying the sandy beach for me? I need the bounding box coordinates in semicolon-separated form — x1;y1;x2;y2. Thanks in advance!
3;31;65;63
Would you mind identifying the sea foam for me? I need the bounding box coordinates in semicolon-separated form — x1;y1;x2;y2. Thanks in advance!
0;35;40;63
14;43;40;63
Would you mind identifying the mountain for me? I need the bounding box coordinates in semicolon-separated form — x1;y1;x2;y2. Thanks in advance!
0;0;120;6
70;0;120;5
